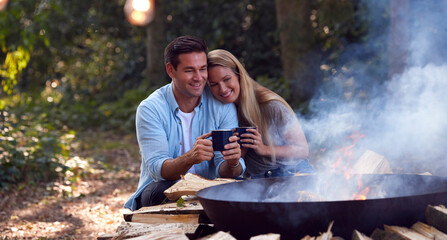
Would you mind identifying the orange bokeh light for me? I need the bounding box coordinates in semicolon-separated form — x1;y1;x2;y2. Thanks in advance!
124;0;154;26
0;0;8;12
132;0;150;12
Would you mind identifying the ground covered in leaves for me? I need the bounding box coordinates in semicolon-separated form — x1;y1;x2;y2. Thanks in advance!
0;132;140;239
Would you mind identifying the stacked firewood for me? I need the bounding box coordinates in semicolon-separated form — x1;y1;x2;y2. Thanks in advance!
352;205;447;240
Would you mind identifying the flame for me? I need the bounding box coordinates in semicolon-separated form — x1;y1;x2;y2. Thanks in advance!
352;187;370;200
330;130;366;175
349;176;370;200
355;194;367;200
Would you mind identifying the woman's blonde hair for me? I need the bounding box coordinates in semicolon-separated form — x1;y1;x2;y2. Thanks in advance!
207;49;294;147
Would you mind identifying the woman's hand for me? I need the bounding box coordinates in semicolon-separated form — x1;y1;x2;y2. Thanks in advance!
241;127;270;157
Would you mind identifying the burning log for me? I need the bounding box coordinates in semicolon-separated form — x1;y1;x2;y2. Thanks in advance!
384;225;430;240
425;205;447;234
370;229;406;240
351;150;392;174
164;173;239;200
352;230;373;240
411;221;447;240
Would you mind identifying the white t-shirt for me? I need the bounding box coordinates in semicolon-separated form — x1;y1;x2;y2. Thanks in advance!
178;109;196;174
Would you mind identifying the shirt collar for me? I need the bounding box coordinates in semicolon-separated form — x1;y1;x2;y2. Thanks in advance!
167;82;204;114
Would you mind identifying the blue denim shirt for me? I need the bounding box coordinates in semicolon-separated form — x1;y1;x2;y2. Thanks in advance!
124;83;245;210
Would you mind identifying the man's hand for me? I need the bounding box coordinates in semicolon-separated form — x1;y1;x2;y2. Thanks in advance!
161;132;213;180
219;135;243;178
187;132;214;165
221;135;241;166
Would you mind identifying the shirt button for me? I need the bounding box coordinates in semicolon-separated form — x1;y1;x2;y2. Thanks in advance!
179;121;182;124
180;142;182;145
266;170;272;177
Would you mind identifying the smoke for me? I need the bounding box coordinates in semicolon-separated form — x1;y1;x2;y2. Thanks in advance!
301;1;447;176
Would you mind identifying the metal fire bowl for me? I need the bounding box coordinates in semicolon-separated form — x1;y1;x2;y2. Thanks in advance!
197;174;447;240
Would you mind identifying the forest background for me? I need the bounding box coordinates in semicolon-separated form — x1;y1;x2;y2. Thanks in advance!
1;0;447;238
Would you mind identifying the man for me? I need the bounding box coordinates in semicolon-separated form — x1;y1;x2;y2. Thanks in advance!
124;36;245;211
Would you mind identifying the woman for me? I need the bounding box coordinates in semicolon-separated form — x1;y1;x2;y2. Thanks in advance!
207;49;314;179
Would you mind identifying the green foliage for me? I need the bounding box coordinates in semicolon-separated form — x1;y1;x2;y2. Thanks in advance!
0;0;51;95
176;196;185;207
305;0;388;104
0;94;73;189
315;0;360;52
0;92;107;191
165;0;282;80
1;46;30;94
256;75;291;101
98;86;154;131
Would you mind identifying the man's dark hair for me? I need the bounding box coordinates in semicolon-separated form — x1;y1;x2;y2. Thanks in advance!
164;35;208;69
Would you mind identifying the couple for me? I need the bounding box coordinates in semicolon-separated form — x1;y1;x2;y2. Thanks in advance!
124;35;313;211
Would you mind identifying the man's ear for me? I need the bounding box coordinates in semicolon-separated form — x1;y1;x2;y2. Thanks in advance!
166;63;175;79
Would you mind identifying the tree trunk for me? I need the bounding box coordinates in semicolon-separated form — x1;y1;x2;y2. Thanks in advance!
146;0;168;88
275;0;319;107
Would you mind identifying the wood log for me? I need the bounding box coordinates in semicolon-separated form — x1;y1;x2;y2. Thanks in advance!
250;233;281;240
164;173;238;200
124;228;189;240
317;221;334;240
352;230;373;240
116;221;199;234
384;225;430;240
351;150;393;174
198;231;237;240
301;221;334;240
411;221;447;240
123;200;211;224
97;221;195;240
370;228;407;240
301;235;316;240
130;213;200;225
426;205;447;234
127;200;204;217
